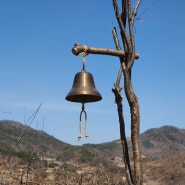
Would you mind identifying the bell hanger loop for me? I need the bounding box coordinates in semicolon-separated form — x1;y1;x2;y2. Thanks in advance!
78;103;89;141
81;51;87;71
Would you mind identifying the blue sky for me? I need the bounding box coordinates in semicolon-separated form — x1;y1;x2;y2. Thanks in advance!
0;1;185;145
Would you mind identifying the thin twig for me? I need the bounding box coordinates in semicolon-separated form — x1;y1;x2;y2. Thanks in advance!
7;103;42;162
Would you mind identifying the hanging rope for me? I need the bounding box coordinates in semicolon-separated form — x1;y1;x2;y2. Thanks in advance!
82;54;86;70
78;103;89;141
81;51;87;71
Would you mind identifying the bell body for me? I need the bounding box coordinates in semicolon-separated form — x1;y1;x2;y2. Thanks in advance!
66;70;102;103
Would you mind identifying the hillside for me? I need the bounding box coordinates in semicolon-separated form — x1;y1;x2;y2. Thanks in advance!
1;120;185;163
140;125;185;159
0;120;185;184
0;120;72;158
0;120;119;166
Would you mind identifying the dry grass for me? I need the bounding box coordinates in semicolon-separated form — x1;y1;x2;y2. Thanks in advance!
0;155;124;185
142;153;185;185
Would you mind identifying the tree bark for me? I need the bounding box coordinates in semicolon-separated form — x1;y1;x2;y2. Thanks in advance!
123;67;142;185
112;86;133;185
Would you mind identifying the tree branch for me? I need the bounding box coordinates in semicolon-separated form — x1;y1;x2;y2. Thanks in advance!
112;86;133;185
132;0;142;24
127;0;136;68
113;0;130;51
112;27;124;87
121;0;127;27
72;43;139;59
112;27;122;51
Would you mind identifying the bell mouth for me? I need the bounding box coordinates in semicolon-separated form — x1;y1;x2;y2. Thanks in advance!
66;93;102;103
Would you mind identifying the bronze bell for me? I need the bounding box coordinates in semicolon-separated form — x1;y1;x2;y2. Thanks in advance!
66;69;102;103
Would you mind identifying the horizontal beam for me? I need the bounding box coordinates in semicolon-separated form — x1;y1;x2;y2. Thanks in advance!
72;43;139;59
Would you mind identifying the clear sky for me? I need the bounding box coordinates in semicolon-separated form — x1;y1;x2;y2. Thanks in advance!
0;1;185;146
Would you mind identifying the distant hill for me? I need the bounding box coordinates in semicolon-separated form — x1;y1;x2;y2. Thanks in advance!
0;120;72;159
0;120;185;162
140;125;185;159
0;120;120;166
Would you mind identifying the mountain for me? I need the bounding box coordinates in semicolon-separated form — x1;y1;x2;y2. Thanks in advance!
0;120;120;166
1;120;185;160
140;125;185;159
1;120;185;161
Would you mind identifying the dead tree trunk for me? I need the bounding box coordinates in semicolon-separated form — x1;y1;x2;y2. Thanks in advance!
113;0;143;184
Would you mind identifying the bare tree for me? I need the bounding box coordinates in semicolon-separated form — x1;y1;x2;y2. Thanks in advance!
112;0;142;184
71;0;143;185
7;103;42;162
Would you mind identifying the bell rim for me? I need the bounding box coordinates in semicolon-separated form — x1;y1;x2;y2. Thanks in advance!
65;93;102;103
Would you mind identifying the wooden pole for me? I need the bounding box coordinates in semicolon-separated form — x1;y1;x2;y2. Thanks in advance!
72;43;139;59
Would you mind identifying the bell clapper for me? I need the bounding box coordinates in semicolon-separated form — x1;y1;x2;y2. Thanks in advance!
78;103;89;141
